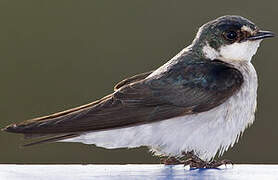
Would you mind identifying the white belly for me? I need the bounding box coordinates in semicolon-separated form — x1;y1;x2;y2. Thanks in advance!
61;62;257;161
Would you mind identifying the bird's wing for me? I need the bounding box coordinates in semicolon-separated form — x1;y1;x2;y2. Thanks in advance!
114;70;154;91
3;60;243;140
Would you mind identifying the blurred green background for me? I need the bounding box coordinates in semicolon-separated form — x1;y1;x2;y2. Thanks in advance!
0;0;277;164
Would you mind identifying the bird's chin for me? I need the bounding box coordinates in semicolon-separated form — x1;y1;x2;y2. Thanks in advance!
219;40;261;62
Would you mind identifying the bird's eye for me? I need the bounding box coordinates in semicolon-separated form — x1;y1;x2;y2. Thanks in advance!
224;31;238;41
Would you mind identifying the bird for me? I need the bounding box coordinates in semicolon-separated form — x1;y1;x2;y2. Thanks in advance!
3;15;275;168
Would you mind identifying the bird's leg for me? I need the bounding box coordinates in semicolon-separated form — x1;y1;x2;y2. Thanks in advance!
205;159;233;168
182;151;233;168
182;151;207;168
160;156;184;165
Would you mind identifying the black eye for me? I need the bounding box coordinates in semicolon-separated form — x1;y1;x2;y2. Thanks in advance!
224;31;238;41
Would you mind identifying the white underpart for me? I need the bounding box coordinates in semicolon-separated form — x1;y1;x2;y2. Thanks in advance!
61;61;258;161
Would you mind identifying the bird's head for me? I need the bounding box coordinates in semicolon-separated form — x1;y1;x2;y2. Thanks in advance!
192;15;275;62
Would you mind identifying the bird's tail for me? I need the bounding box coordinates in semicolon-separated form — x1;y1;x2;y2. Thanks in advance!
22;133;79;147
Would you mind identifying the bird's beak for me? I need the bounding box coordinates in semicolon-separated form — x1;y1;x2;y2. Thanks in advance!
247;30;275;40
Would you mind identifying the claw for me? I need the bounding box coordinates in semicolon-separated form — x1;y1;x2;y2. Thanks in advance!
161;157;184;165
214;159;234;167
161;151;233;168
182;151;233;168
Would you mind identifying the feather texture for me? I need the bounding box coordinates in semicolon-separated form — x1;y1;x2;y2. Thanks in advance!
3;53;243;136
62;60;257;161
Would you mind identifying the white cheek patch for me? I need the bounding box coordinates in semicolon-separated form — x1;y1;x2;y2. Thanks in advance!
219;40;262;61
202;42;220;60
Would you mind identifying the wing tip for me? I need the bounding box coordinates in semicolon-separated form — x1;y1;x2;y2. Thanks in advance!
2;122;35;134
2;123;18;133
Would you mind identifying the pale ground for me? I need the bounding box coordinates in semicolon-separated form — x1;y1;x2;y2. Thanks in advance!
1;164;278;180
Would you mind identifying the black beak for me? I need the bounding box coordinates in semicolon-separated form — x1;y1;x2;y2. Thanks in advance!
247;30;275;40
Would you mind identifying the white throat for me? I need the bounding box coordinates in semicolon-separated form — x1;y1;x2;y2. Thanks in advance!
202;40;262;62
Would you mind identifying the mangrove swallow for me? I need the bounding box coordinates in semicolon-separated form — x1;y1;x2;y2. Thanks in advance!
3;15;275;168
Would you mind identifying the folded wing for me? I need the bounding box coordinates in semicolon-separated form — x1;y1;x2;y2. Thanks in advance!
3;59;243;140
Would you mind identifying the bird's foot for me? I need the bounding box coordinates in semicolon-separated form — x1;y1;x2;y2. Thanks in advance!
160;157;184;165
205;159;233;168
182;151;233;168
